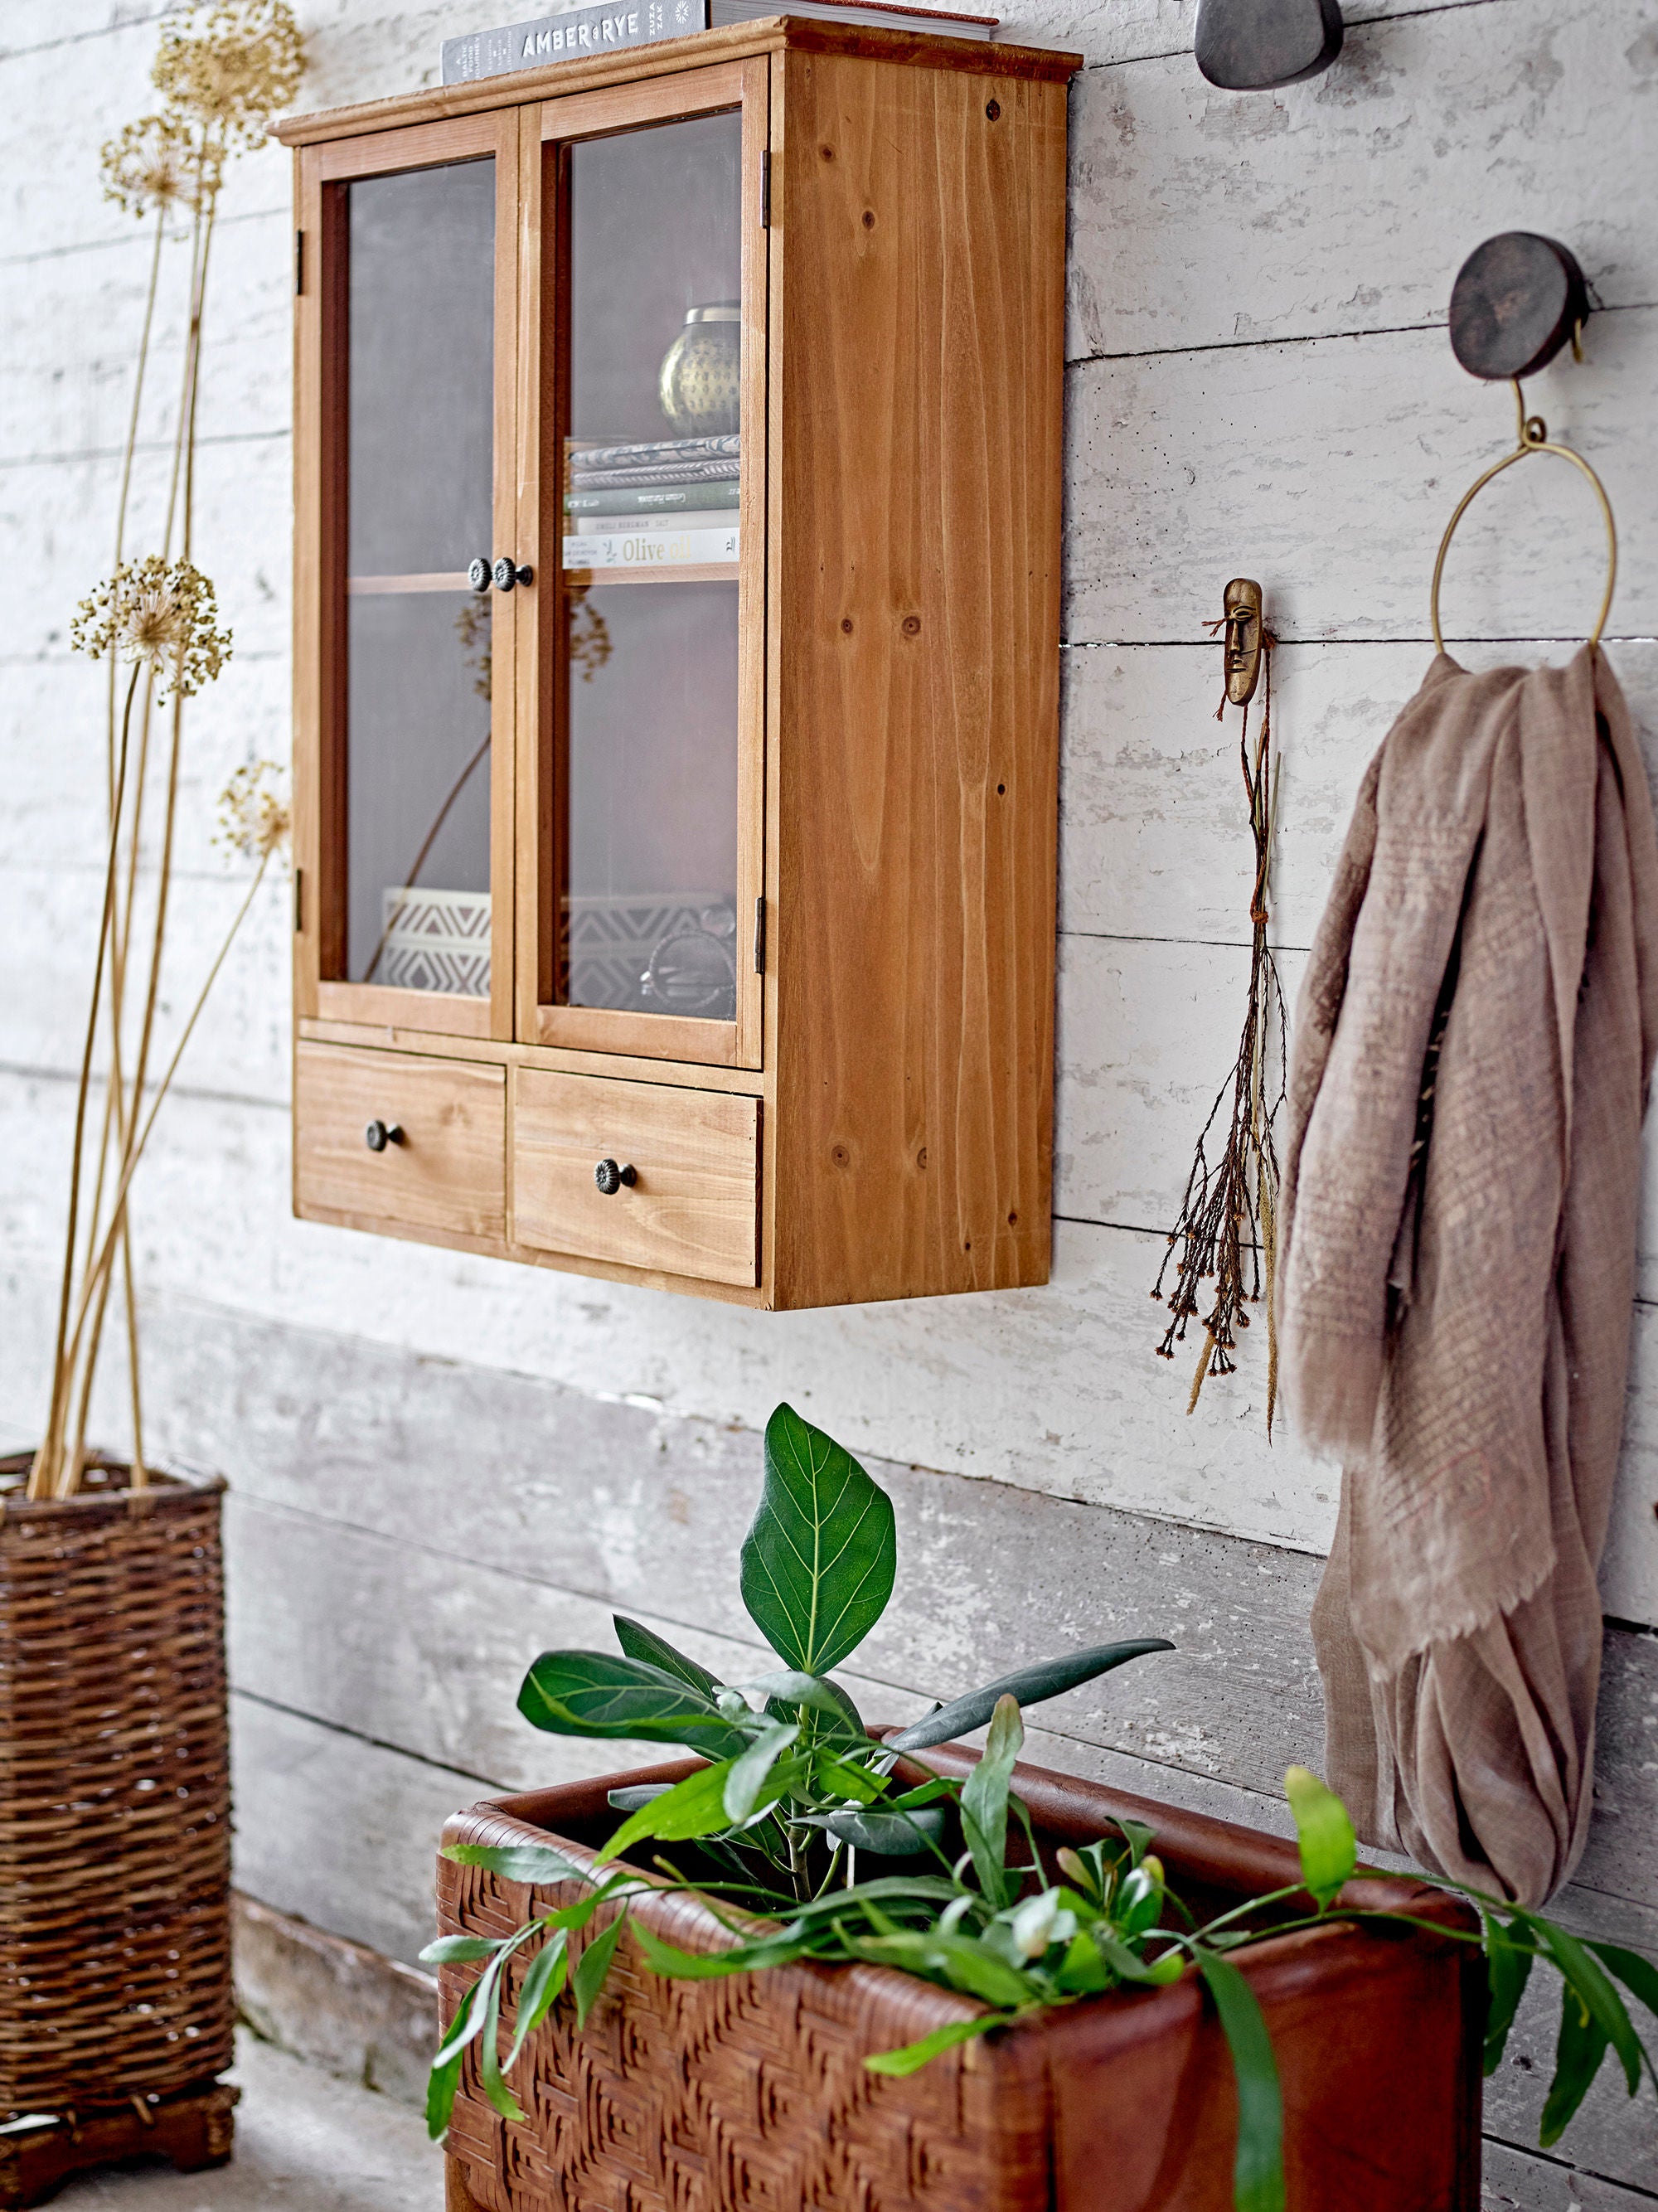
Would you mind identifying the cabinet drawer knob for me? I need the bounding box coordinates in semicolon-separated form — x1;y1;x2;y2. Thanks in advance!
364;1119;405;1152
594;1157;637;1196
492;555;534;591
467;556;492;592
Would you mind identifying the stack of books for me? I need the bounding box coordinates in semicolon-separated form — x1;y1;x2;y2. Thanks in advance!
563;434;739;572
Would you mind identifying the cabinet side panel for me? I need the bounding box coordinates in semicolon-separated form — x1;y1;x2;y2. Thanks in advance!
772;56;1064;1307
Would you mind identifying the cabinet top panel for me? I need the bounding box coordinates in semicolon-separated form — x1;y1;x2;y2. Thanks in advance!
271;15;1080;146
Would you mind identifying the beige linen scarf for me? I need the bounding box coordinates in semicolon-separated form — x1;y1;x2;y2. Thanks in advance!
1278;648;1658;1906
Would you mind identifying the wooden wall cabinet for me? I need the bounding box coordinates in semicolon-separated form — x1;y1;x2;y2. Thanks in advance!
278;18;1078;1309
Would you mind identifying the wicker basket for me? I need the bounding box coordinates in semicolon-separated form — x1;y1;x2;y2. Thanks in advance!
438;1752;1483;2212
0;1453;235;2121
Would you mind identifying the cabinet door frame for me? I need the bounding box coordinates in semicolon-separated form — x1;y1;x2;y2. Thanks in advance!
516;61;769;1072
293;111;521;1042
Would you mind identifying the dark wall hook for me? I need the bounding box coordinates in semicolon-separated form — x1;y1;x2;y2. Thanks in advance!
1195;0;1343;91
1448;234;1591;381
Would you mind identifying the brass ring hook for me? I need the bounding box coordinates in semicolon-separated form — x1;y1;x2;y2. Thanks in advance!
1429;374;1617;657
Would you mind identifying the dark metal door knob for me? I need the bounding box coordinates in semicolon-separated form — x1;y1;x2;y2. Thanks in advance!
492;556;534;591
364;1119;405;1152
467;556;492;592
594;1158;637;1196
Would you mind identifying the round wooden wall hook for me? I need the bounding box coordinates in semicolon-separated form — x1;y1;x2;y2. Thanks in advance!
1195;0;1344;91
1448;233;1591;381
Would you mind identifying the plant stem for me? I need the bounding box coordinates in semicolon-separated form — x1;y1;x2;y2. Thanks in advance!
31;663;143;1500
56;852;274;1390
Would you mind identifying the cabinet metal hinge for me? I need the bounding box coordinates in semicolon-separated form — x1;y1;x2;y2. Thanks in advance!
294;228;304;295
753;894;767;975
293;866;303;934
759;149;771;229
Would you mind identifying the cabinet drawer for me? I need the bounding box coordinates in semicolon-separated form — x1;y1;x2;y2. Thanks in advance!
513;1070;759;1287
295;1042;506;1241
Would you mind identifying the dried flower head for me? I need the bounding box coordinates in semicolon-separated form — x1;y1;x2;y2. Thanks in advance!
153;1;305;153
73;557;233;700
216;759;290;863
100;114;224;217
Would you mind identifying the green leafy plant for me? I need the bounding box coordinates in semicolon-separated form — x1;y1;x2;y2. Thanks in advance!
424;1405;1657;2210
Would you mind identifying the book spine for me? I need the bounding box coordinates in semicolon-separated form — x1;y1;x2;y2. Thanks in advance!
565;483;740;516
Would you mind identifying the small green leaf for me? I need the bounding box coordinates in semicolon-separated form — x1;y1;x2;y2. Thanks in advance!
1282;1767;1356;1909
478;1962;528;2123
724;1720;800;1823
420;1934;504;1965
1480;1913;1534;2078
433;1962;496;2070
960;1695;1024;1909
632;1918;808;1981
856;1928;1035;2009
425;2050;462;2142
787;1875;961;1924
1587;1940;1658;2078
865;2012;1011;2075
443;1841;593;1888
1114;1861;1166;1939
799;1805;948;1855
739;1404;897;1675
1197;1952;1286;2212
517;1649;746;1754
599;1758;737;1863
573;1909;629;2029
887;1641;1174;1754
1528;1917;1645;2098
613;1615;725;1700
504;1931;569;2070
607;1783;671;1815
1115;1818;1155;1869
1540;1978;1609;2147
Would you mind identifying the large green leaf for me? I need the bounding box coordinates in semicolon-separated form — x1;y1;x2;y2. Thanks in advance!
739;1404;897;1675
1197;1952;1286;2212
613;1615;725;1701
1282;1767;1356;1909
517;1649;748;1754
959;1695;1023;1910
886;1640;1174;1753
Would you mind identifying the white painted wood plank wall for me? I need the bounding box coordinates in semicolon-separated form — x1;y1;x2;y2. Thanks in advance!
2;4;1657;2199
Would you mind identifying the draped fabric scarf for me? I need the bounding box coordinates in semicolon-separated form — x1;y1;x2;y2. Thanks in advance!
1277;648;1658;1906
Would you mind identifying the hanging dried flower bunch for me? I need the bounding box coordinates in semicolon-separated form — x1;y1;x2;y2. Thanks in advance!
1151;623;1288;1431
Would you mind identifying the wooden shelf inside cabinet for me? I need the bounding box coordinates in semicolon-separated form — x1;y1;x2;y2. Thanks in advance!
279;18;1079;1311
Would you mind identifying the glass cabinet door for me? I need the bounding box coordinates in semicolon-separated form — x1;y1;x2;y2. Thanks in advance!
526;66;767;1067
302;115;519;1036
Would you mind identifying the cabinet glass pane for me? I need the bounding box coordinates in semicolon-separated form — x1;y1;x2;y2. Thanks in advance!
560;112;742;1024
343;158;494;995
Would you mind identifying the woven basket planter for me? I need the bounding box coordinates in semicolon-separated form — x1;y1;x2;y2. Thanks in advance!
0;1454;235;2132
437;1749;1483;2212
